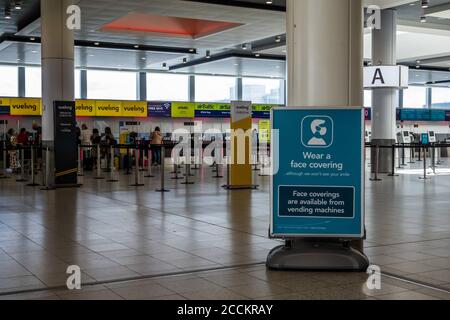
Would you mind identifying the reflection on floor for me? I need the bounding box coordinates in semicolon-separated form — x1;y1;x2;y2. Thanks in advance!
0;159;449;300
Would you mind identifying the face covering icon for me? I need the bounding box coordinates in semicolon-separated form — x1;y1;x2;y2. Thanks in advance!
307;119;328;146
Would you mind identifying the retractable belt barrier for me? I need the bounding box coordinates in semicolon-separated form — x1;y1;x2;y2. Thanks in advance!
366;143;450;181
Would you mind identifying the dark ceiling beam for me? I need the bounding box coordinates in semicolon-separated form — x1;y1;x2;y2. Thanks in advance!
16;0;41;32
0;33;198;55
169;51;285;71
183;0;286;12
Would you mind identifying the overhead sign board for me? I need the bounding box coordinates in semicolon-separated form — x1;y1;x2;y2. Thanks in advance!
9;98;42;116
75;100;96;117
148;102;172;117
96;100;122;117
270;107;365;238
172;102;195;118
364;65;409;89
195;103;230;118
122;101;148;117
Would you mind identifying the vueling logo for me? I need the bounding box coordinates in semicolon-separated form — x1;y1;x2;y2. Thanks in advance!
97;104;120;113
123;105;145;114
11;102;38;112
76;103;94;113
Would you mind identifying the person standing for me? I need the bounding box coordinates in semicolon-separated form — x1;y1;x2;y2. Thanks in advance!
6;129;19;173
90;128;101;170
150;127;163;166
80;124;92;170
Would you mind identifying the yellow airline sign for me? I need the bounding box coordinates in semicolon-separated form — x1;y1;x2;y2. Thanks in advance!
76;100;96;117
172;102;195;118
9;98;42;116
0;98;10;106
96;100;122;117
122;101;147;117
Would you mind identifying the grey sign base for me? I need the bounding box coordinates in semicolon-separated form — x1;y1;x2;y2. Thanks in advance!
267;239;369;271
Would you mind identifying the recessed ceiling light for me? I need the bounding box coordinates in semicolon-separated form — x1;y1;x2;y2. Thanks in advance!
31;50;37;54
255;53;260;57
275;36;281;43
266;1;273;4
134;45;139;49
30;37;35;41
141;57;146;60
421;0;429;9
94;42;100;46
189;48;195;52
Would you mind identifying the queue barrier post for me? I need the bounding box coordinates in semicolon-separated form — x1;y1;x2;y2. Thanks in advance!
171;153;182;180
1;141;8;179
259;145;270;177
130;146;144;187
419;145;430;180
145;146;155;178
156;145;170;192
213;161;223;179
370;145;382;182
41;146;55;190
77;146;84;177
388;145;399;177
181;163;194;185
409;143;415;164
431;144;436;175
27;146;39;187
16;148;27;182
94;144;104;180
107;145;118;182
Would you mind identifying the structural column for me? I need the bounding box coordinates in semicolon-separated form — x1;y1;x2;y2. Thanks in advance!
286;0;364;254
287;0;363;108
41;0;75;185
371;9;398;173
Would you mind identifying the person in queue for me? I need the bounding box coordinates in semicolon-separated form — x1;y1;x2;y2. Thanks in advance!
150;127;163;166
80;124;92;170
6;128;19;173
90;128;101;170
17;128;29;146
103;127;116;170
32;122;42;170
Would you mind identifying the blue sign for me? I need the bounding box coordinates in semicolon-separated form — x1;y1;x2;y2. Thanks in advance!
148;102;171;117
271;108;364;238
421;133;429;145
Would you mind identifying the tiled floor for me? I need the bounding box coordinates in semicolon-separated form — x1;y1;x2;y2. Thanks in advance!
0;158;449;300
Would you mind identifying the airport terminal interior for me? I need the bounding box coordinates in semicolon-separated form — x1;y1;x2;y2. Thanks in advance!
0;0;450;301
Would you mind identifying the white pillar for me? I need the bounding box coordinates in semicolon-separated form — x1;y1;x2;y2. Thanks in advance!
371;9;398;172
41;0;75;185
41;0;75;142
287;0;363;108
286;0;364;252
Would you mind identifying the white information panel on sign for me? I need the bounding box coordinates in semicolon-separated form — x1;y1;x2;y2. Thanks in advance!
364;65;409;89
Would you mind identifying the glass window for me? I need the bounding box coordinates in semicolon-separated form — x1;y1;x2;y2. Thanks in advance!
0;66;18;97
242;77;285;105
403;86;427;109
25;67;41;97
87;70;136;100
75;70;81;99
431;87;450;109
364;90;372;108
147;73;189;101
25;67;81;98
195;75;236;103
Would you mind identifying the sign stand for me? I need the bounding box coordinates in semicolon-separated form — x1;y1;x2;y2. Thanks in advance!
52;101;81;188
267;107;369;271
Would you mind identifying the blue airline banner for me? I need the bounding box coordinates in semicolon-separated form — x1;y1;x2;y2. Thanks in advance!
271;108;365;238
148;102;171;117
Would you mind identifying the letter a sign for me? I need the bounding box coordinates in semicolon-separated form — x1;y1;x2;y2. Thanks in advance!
372;68;385;85
364;66;409;89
